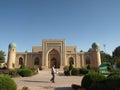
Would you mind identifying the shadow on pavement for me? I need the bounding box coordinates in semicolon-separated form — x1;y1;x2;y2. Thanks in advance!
22;80;50;83
54;87;73;90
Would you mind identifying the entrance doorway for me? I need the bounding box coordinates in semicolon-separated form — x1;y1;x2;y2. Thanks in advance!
48;49;60;68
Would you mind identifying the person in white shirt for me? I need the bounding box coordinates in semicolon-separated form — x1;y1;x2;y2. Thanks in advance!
50;65;56;83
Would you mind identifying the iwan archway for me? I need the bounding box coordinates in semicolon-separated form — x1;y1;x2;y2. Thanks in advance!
48;49;60;68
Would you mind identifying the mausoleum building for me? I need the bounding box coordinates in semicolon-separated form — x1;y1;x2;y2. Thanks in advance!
7;39;101;70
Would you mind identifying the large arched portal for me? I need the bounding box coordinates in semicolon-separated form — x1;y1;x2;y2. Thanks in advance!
19;57;23;65
48;49;60;68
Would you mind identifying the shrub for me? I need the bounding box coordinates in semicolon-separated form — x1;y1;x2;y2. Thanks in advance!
9;70;19;77
81;72;106;89
30;66;39;75
107;72;120;80
63;66;69;71
79;68;89;74
0;75;17;90
31;66;38;72
87;64;91;70
18;69;33;77
64;70;69;76
69;63;73;71
106;72;120;88
71;68;79;76
63;66;69;76
20;63;26;69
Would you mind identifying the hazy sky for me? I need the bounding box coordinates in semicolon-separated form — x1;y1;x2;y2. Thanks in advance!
0;0;120;59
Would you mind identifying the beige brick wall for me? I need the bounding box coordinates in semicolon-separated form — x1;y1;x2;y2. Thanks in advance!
32;46;42;52
66;46;76;52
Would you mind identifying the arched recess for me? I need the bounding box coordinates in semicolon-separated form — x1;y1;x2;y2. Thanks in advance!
69;57;74;65
86;57;90;65
34;57;39;65
48;49;60;68
19;57;23;65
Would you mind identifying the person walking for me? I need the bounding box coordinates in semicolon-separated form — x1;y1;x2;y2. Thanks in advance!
50;65;56;83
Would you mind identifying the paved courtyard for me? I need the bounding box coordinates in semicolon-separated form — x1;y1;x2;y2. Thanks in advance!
13;70;83;90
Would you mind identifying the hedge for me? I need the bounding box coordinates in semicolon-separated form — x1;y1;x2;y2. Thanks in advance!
18;69;33;77
71;68;79;76
0;75;17;90
81;72;106;89
79;68;89;74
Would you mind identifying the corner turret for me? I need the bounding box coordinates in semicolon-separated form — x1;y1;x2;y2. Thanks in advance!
7;42;16;69
91;42;101;69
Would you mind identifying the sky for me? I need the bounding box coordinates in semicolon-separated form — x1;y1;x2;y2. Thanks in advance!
0;0;120;60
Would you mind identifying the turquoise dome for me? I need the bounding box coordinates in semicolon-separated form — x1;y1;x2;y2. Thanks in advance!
9;42;16;48
92;42;99;48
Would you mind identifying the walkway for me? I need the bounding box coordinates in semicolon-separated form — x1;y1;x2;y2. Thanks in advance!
13;70;83;90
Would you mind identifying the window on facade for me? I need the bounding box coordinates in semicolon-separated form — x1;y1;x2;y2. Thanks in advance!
86;58;90;64
19;57;23;65
34;57;39;65
69;57;74;64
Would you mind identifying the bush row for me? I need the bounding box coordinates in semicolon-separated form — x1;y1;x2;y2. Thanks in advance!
18;69;33;77
64;66;89;76
8;68;35;77
8;64;38;77
81;72;120;90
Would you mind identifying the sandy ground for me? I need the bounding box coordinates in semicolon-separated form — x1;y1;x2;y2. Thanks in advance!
13;70;83;90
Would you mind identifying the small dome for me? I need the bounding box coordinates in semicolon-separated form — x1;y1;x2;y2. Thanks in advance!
9;42;16;48
92;42;99;49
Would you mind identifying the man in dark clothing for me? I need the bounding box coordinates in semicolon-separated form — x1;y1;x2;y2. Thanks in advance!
50;65;56;83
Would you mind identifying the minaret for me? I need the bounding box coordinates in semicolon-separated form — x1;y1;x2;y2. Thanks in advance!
92;42;101;68
7;42;16;69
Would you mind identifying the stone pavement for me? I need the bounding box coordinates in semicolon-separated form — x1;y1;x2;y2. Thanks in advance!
13;70;83;90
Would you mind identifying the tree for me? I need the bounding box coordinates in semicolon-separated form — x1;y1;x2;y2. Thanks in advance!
112;46;120;69
88;48;92;52
100;51;112;63
113;46;120;57
0;50;6;63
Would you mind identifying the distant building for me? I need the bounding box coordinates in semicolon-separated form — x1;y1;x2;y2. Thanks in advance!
7;39;101;70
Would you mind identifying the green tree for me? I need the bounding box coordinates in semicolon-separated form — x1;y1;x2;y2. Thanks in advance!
100;51;112;63
88;48;92;52
0;50;6;63
112;57;120;69
112;46;120;69
113;46;120;57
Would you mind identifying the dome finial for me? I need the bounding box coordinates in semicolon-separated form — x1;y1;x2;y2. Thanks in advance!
9;42;16;48
92;42;99;49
